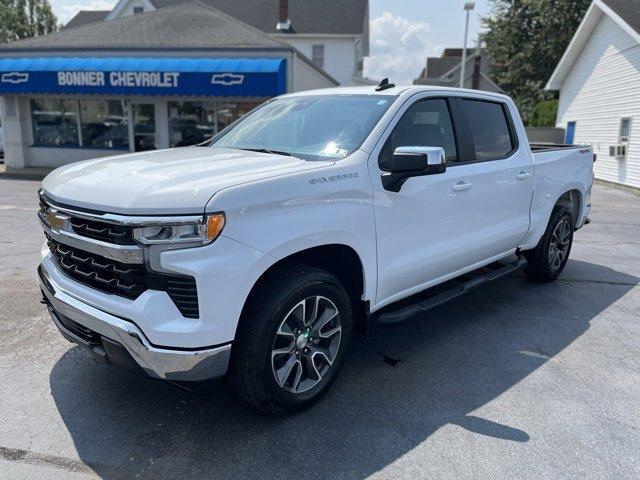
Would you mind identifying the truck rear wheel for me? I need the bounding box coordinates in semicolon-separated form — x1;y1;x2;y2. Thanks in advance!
228;264;352;415
523;207;574;282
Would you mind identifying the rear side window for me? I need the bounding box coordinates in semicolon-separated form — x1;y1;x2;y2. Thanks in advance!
380;98;458;169
462;99;514;160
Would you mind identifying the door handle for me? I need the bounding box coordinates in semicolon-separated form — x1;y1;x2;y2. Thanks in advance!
452;181;472;192
516;171;531;180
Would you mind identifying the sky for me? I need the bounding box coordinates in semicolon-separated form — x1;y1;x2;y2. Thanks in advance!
48;0;492;84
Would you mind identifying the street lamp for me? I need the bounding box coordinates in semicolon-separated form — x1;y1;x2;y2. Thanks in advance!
459;1;475;88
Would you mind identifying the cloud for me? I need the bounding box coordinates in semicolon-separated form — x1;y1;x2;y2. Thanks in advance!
54;0;117;24
364;12;441;85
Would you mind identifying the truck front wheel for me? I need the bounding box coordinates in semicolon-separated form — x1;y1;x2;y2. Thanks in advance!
523;207;574;282
228;265;352;415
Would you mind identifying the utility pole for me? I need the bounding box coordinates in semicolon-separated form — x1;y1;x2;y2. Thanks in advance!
459;1;475;88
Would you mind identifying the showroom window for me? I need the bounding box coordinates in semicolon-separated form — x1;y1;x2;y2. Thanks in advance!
168;101;216;147
31;98;129;150
31;98;80;147
216;101;260;132
168;101;260;147
79;99;129;150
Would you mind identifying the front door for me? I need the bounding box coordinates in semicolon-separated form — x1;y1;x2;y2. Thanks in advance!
371;96;482;306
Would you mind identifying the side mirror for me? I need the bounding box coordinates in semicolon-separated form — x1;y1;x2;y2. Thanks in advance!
382;146;446;192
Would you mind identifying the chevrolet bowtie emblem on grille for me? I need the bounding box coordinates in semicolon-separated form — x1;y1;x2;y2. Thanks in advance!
1;72;29;84
211;73;244;86
44;209;66;230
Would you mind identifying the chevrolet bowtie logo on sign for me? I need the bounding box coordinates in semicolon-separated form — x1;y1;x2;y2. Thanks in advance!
1;72;29;84
211;73;244;86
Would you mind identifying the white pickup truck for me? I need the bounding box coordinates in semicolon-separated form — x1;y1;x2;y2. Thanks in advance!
38;84;593;414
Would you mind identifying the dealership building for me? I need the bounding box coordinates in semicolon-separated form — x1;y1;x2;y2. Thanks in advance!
0;0;370;172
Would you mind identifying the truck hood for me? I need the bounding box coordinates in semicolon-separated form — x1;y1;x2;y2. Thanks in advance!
42;147;333;214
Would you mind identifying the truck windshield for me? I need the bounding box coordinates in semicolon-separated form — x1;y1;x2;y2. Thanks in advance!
209;94;394;160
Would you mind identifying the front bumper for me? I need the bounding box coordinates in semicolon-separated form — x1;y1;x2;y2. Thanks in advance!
39;263;231;382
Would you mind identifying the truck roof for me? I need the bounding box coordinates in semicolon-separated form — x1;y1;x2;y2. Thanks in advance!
284;85;512;102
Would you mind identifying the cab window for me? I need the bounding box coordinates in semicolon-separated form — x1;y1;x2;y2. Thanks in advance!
461;99;515;160
380;98;457;170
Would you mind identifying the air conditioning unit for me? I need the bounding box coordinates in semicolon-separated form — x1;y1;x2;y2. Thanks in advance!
618;144;627;159
610;144;627;159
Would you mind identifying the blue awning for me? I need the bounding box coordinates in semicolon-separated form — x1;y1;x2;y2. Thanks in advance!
0;57;286;97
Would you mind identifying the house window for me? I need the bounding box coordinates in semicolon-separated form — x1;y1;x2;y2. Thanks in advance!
133;6;144;14
312;45;325;68
617;117;631;159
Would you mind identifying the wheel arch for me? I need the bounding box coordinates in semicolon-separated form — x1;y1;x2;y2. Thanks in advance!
554;188;583;228
239;244;370;337
521;184;585;251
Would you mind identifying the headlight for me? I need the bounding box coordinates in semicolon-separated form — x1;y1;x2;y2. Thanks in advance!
133;213;225;246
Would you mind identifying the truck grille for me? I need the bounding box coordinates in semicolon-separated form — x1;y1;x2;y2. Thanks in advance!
69;217;134;245
39;197;135;245
46;236;199;318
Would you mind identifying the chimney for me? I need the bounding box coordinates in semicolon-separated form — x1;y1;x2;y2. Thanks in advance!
276;0;292;32
471;52;482;89
471;42;483;89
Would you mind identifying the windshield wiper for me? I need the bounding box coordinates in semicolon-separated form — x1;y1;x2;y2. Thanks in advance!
240;148;292;157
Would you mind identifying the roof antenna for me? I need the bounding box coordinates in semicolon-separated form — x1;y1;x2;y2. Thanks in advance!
375;77;395;92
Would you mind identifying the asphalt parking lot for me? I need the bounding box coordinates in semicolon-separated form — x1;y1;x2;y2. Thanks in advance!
0;177;639;479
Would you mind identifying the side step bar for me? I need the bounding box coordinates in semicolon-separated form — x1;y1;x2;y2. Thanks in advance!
377;256;528;326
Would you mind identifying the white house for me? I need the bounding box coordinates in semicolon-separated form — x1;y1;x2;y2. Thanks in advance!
413;47;503;94
66;0;370;86
546;0;640;189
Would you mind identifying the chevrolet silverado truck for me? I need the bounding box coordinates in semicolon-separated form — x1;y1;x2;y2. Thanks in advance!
38;84;594;414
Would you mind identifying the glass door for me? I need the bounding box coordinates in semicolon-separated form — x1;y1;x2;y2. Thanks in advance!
131;103;157;151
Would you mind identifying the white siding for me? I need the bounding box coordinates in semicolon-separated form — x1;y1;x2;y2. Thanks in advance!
118;2;152;16
107;0;155;19
556;14;640;188
293;56;337;92
283;37;358;85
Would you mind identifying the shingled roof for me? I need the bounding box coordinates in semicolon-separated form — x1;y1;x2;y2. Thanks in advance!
601;0;640;35
64;0;368;35
0;1;288;51
63;10;109;29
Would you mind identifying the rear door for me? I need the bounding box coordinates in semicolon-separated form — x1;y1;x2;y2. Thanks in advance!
455;96;534;259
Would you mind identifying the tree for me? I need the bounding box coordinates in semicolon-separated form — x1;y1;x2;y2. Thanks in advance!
530;99;558;128
0;0;58;44
482;0;591;124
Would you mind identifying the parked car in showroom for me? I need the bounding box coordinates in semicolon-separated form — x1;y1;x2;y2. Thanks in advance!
38;82;594;414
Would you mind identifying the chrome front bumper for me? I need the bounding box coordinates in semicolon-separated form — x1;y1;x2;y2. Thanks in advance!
39;263;231;383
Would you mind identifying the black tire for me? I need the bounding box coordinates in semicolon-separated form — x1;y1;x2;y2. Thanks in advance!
228;264;353;415
523;206;574;282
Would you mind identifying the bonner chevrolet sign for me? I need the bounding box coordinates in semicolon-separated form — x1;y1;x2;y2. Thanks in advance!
57;71;181;88
0;57;287;97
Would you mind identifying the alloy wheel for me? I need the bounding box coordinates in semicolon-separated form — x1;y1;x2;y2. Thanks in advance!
271;295;342;394
548;218;571;272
